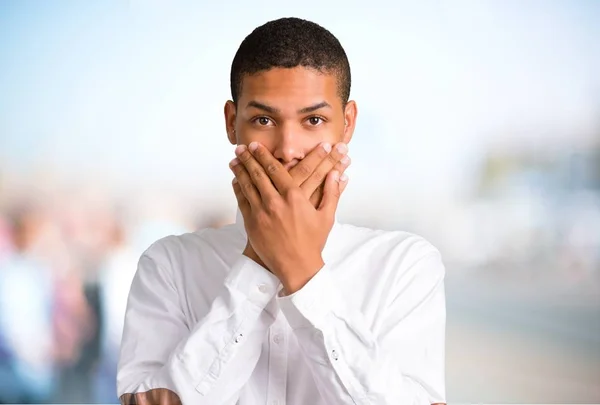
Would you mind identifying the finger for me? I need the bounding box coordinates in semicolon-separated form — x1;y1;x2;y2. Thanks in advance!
288;142;332;185
235;144;278;200
309;155;350;203
232;178;251;217
339;173;349;193
230;157;261;209
301;143;348;198
318;170;348;216
248;142;294;194
309;182;324;207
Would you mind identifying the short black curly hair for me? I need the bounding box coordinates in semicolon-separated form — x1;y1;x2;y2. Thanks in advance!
230;17;351;106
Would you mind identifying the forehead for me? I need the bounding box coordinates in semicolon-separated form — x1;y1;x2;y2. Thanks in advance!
239;67;341;108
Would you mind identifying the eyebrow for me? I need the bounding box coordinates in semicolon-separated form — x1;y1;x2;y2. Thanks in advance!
246;101;279;114
246;100;331;114
298;101;331;114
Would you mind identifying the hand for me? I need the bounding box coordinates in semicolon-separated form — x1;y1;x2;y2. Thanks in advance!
230;142;349;294
236;142;351;269
288;142;351;207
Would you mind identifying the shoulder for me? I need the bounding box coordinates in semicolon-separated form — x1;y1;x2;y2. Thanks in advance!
135;223;243;276
337;222;441;259
336;222;445;281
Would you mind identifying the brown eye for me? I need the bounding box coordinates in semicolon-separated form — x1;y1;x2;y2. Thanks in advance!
308;116;323;126
257;117;271;126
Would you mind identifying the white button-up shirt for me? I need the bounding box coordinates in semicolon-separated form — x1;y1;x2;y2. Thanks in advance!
117;212;446;404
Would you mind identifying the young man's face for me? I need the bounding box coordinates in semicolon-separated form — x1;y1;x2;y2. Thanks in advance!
225;67;357;170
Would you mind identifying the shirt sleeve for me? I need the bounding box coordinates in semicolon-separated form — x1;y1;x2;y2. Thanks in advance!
277;250;446;405
117;247;281;405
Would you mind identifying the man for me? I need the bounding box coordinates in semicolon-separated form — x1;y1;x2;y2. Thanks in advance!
0;205;56;403
118;17;446;405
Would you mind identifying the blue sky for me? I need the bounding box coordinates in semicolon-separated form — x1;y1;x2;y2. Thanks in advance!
0;0;599;196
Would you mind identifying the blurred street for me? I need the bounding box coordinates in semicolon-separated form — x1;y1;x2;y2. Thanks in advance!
1;0;599;402
446;272;600;402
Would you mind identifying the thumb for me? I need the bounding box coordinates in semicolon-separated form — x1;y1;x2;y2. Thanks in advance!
318;170;348;215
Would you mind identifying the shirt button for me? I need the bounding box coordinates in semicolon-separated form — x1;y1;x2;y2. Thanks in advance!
234;333;243;343
258;284;269;293
331;349;339;361
273;334;282;344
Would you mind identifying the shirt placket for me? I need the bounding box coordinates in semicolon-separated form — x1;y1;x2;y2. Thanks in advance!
266;314;288;405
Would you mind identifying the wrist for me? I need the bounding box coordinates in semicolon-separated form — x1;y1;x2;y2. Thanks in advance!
243;245;268;270
278;256;324;295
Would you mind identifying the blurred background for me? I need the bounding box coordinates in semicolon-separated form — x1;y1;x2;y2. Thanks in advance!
0;0;599;403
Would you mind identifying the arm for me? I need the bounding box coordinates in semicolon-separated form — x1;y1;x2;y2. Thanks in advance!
117;246;281;405
229;143;446;402
277;251;446;405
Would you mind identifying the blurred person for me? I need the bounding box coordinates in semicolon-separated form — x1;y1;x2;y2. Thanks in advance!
0;204;56;403
194;212;235;231
118;18;446;405
36;196;97;373
95;209;139;403
0;216;13;264
52;271;95;364
52;194;115;403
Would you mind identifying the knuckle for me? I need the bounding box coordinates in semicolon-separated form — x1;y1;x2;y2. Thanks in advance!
316;169;328;181
264;197;282;213
296;163;312;177
286;187;304;202
256;211;270;226
241;182;255;194
230;163;243;174
239;150;253;163
325;153;338;165
250;168;263;179
266;162;280;175
335;159;347;171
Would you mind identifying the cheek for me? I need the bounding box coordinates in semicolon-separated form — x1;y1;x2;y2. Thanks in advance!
297;130;343;155
319;126;345;145
236;130;276;149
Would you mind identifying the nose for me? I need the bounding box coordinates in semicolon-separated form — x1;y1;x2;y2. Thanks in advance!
272;125;304;165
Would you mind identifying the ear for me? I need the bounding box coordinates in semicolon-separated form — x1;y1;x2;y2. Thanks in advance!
224;100;237;145
342;100;358;144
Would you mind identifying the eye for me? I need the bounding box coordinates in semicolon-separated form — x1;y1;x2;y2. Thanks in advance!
253;116;273;126
307;116;324;126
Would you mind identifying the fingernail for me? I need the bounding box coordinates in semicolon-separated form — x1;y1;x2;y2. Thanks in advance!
335;143;348;154
340;174;348;182
232;178;238;184
322;142;332;153
235;145;247;156
341;155;351;166
248;142;259;152
229;158;240;167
